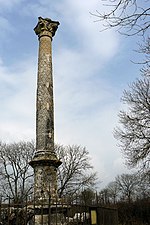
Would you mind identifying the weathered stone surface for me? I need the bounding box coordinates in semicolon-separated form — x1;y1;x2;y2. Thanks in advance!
29;17;61;204
34;17;60;38
34;165;57;202
36;33;54;153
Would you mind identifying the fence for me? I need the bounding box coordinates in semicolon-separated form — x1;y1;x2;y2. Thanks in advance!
0;200;118;225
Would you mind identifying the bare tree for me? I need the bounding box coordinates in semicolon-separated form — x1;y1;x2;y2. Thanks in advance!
93;2;150;174
114;77;150;175
92;0;150;75
138;38;150;77
98;188;110;205
79;188;96;205
92;0;150;36
115;173;139;203
136;173;150;199
106;181;120;204
98;181;120;205
55;144;97;199
0;141;34;203
98;173;149;205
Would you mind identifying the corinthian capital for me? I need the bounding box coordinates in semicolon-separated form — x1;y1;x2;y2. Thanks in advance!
34;17;60;37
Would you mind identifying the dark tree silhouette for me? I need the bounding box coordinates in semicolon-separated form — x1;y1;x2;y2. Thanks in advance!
0;141;34;203
114;78;150;175
55;144;97;199
92;0;150;36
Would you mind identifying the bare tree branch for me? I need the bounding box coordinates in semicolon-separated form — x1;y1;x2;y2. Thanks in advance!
91;0;150;36
114;77;150;175
0;141;35;203
55;144;98;199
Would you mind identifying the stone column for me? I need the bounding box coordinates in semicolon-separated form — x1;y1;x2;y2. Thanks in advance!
29;17;61;216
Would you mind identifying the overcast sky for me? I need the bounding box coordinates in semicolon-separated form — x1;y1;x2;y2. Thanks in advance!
0;0;142;188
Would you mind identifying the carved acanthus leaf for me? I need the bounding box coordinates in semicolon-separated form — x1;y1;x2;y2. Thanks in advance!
34;17;60;37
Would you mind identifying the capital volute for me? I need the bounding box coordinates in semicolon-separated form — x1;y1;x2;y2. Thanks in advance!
34;17;60;38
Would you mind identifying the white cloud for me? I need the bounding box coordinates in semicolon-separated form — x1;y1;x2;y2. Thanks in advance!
23;0;119;60
0;57;36;143
54;96;127;187
0;17;14;39
0;0;132;188
60;0;119;58
0;0;22;10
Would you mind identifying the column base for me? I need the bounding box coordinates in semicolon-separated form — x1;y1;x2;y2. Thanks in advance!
29;149;62;168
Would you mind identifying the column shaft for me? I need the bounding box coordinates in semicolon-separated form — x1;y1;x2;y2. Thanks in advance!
36;34;54;152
